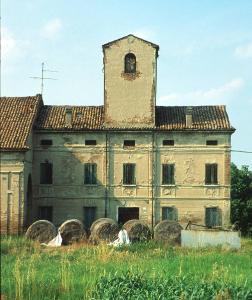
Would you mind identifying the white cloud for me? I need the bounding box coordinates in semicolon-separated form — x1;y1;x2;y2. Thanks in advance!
41;18;62;39
1;27;17;59
158;78;244;106
234;42;252;58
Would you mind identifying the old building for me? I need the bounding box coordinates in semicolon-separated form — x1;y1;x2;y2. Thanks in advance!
0;35;235;234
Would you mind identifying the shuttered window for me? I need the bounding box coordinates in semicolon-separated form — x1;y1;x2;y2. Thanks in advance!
205;207;221;227
40;162;53;184
162;207;178;221
205;164;218;184
123;163;136;185
162;164;175;185
84;163;97;184
38;206;53;222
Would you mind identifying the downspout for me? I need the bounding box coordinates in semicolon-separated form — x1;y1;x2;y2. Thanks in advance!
105;131;108;217
151;130;155;230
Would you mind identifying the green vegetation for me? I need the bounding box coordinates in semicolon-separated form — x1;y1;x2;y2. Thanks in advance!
231;163;252;236
1;236;252;299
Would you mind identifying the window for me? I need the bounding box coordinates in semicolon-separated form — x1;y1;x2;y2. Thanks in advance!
124;53;136;73
163;140;174;146
124;140;135;147
84;163;97;184
40;139;52;146
40;161;53;184
162;164;175;185
162;207;178;221
206;140;218;146
205;164;218;185
38;206;53;222
205;207;221;227
123;163;136;185
83;207;96;229
85;140;96;146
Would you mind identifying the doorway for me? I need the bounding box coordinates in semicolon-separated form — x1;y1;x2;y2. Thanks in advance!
118;207;139;225
84;207;96;229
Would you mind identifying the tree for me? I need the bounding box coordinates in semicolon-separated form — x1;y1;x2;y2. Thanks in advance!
231;163;252;236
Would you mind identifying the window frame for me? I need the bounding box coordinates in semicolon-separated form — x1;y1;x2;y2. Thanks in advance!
162;207;178;221
40;161;53;184
205;163;218;185
205;207;221;227
206;140;218;146
85;140;97;146
38;206;53;222
162;164;175;185
40;139;53;146
84;163;97;185
124;53;136;74
123;140;135;148
163;140;175;146
123;163;136;185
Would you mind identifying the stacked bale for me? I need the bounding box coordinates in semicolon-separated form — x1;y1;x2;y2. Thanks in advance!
59;219;87;245
25;220;57;243
154;220;182;244
89;218;119;244
123;219;151;242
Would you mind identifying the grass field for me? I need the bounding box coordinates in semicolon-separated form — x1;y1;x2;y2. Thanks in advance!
1;237;252;300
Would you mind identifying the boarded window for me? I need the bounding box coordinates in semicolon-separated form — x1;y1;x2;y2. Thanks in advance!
85;140;97;146
83;207;96;229
205;207;221;227
124;53;136;73
163;140;174;146
162;207;178;221
206;140;218;146
84;163;97;184
205;164;218;184
38;206;53;222
40;139;52;146
162;164;175;185
123;163;136;185
124;140;135;147
40;162;53;184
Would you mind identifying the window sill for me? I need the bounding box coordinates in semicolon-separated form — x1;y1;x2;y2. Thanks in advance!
84;184;99;186
122;184;137;187
204;184;219;187
161;184;176;187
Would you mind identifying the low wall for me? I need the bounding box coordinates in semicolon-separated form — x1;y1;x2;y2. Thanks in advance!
181;230;241;249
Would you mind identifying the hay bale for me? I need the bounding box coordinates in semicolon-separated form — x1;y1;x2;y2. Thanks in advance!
123;219;151;242
59;219;87;245
89;218;119;243
25;220;56;243
154;220;183;244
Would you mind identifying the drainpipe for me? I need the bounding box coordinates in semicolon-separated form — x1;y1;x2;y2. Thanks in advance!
105;131;108;217
151;130;155;231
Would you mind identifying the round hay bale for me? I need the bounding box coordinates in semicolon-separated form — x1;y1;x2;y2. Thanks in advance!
89;218;119;243
123;219;151;242
25;220;56;243
59;219;87;245
154;220;183;244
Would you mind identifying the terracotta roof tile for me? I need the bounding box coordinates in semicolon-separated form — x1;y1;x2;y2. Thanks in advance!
35;104;234;132
0;95;43;150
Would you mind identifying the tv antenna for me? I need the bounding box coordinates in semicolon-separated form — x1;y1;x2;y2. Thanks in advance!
30;62;58;94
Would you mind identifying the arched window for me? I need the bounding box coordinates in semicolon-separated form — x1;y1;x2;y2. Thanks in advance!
124;53;136;73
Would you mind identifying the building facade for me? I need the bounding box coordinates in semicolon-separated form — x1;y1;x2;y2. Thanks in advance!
0;35;235;234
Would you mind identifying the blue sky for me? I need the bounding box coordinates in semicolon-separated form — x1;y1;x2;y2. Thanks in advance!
2;0;252;168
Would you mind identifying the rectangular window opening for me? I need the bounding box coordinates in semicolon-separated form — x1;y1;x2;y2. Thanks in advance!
85;140;97;146
205;207;221;227
205;164;218;185
40;162;53;184
206;140;218;146
162;164;175;185
84;163;97;184
163;140;174;146
40;139;53;146
162;207;178;221
83;207;96;229
123;163;136;185
124;140;135;147
38;206;53;222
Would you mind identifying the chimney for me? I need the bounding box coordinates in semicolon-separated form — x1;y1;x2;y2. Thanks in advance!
65;107;72;126
186;106;193;127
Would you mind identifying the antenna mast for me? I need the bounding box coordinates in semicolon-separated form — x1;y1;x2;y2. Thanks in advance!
30;62;58;94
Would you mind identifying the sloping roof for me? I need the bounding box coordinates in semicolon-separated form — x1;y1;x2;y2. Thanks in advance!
35;105;104;130
102;34;159;51
0;95;43;150
155;106;233;130
35;104;234;132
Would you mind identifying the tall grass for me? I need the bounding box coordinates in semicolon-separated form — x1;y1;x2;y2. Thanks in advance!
1;236;252;299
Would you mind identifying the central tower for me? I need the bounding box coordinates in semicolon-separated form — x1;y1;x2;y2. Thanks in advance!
103;34;159;128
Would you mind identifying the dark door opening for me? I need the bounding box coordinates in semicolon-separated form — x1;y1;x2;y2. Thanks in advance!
118;207;139;225
84;207;96;229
